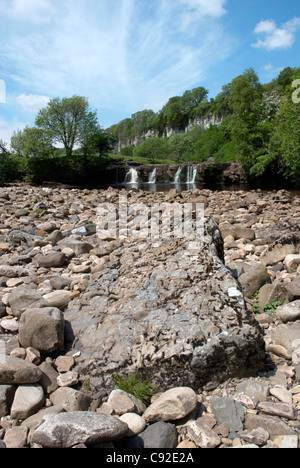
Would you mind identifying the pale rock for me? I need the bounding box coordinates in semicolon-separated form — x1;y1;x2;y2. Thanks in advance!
54;355;75;373
108;390;135;415
187;420;221;449
43;290;71;309
107;389;146;415
276;300;300;323
240;427;269;446
11;384;44;420
57;371;79;387
273;435;298;449
119;413;146;436
0;318;19;333
269;386;293;405
4;426;29;448
284;254;300;273
258;401;297;420
143;387;197;423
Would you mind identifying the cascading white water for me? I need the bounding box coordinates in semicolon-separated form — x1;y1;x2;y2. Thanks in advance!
174;167;182;184
148;168;156;184
186;165;197;184
124;168;139;184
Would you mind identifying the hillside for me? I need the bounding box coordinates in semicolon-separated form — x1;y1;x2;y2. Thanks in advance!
106;66;300;186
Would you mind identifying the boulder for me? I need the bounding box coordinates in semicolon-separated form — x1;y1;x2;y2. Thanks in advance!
239;264;271;298
49;387;92;412
43;290;71;309
258;283;292;311
64;218;265;391
0;356;42;385
221;225;255;241
36;252;66;268
276;300;300;323
119;413;146;436
187;420;221;448
284;254;300;273
126;421;177;449
3;426;29;448
143;387;197;423
286;276;300;300
10;384;44;420
0;385;16;417
31;412;129;448
18;307;64;354
210;397;245;433
57;238;94;255
8;286;49;318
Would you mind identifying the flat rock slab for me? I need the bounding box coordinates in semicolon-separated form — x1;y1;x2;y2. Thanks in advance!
32;412;129;448
65;218;265;391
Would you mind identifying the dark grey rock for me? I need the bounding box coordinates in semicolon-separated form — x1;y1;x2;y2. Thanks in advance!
125;422;177;449
211;397;245;433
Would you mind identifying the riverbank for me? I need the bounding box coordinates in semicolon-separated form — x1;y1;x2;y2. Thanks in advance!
0;184;300;448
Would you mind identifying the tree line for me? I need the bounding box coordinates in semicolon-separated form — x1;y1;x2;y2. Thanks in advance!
109;66;300;186
0;66;300;186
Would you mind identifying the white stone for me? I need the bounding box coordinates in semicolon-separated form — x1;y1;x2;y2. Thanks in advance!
119;413;146;436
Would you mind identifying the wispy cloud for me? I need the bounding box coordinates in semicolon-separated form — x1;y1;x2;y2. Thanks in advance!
0;0;232;133
252;17;300;50
16;94;50;113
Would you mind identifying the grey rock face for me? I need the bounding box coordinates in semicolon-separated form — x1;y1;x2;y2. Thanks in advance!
65;218;265;391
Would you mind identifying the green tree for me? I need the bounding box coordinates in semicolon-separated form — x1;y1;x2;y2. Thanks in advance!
267;80;300;184
169;133;194;162
194;125;227;161
35;95;98;158
133;137;170;164
11;126;54;158
228;68;271;173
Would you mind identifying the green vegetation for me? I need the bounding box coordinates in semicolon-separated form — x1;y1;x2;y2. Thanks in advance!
113;369;156;406
107;66;300;184
0;66;299;186
263;301;283;313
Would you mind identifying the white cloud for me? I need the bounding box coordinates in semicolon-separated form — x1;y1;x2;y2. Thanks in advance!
0;80;6;104
0;0;233;139
253;17;300;50
178;0;227;31
16;94;50;113
0;0;55;24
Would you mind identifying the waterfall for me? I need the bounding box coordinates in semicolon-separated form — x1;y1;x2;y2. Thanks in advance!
148;168;156;184
186;165;197;184
174;167;182;184
124;168;139;184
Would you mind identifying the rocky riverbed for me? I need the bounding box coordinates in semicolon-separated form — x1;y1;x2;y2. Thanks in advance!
0;184;300;449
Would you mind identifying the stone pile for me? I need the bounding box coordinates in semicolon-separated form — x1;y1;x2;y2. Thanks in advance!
0;184;299;448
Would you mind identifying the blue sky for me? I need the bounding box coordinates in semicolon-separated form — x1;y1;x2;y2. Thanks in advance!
0;0;300;145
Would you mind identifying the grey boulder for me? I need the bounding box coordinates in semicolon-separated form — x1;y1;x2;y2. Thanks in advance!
32;412;129;448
